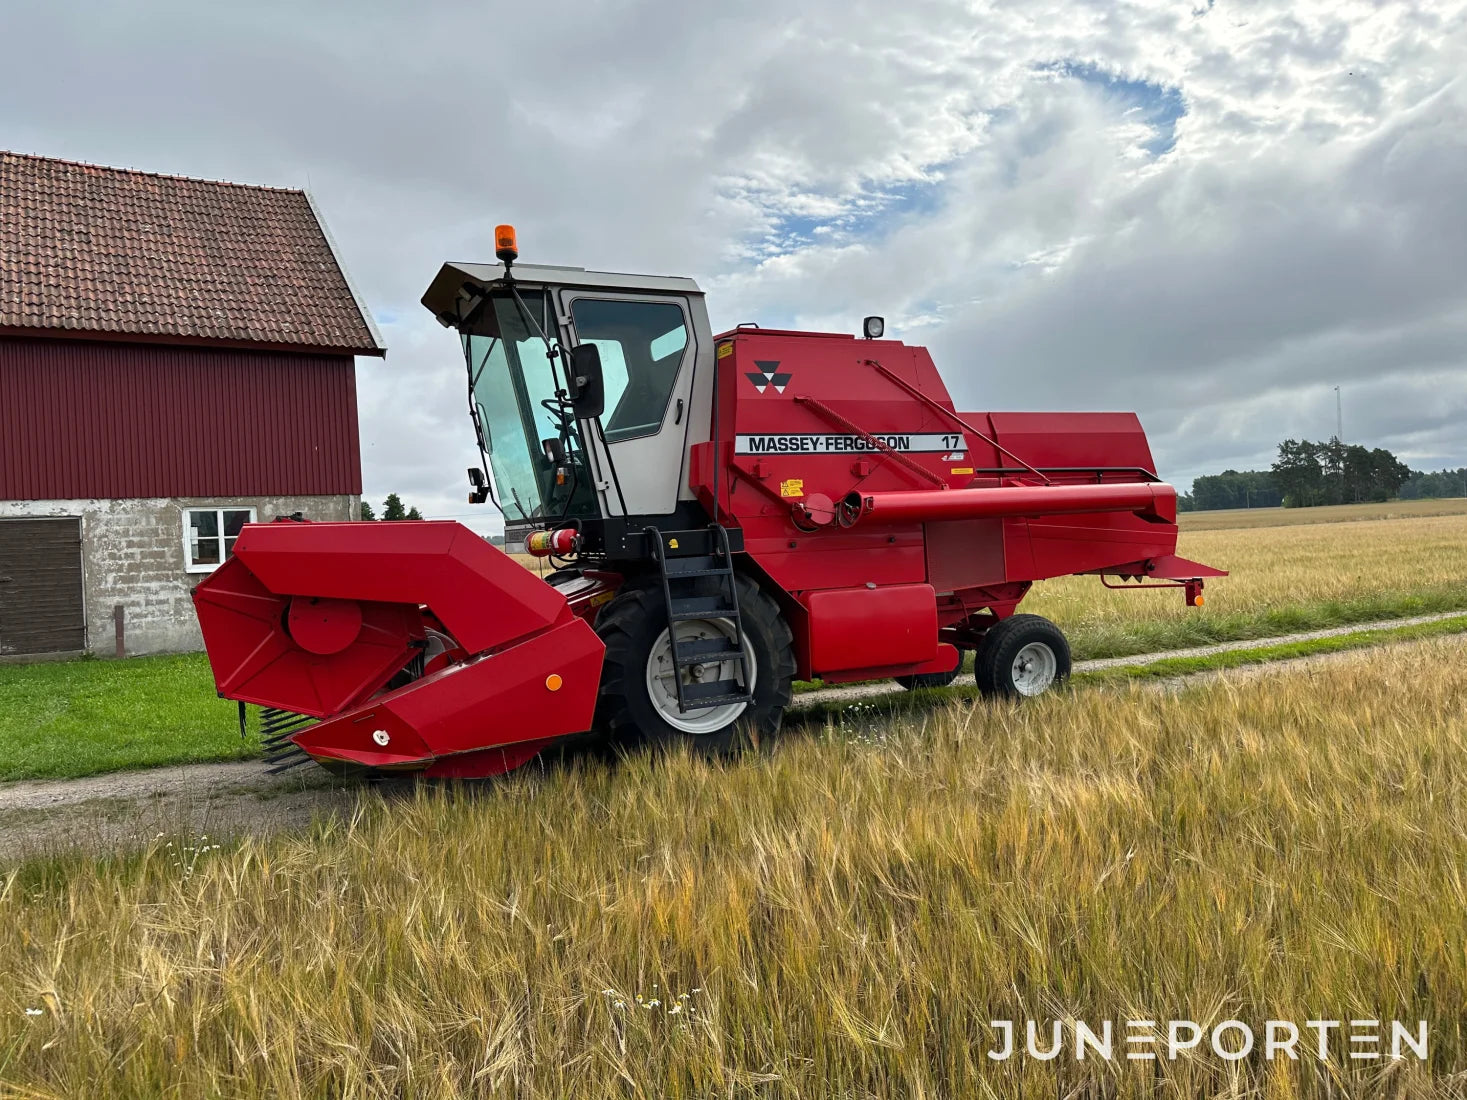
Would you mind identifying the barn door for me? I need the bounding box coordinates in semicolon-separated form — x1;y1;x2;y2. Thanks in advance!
0;518;86;655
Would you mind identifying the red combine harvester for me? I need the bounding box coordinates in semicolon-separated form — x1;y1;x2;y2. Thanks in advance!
193;227;1223;778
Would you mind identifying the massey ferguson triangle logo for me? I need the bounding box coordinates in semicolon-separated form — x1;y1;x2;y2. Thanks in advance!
745;360;792;394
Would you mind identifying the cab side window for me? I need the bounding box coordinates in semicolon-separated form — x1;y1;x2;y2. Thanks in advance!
570;299;689;442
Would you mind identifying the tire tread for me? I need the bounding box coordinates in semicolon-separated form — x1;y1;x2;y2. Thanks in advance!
974;614;1071;698
593;574;795;752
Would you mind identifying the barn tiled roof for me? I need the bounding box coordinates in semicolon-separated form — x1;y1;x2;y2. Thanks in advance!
0;151;383;355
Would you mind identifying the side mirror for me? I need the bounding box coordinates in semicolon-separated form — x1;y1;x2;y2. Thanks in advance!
541;437;566;465
567;344;605;419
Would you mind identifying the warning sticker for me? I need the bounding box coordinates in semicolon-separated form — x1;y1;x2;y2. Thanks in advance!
735;432;962;455
717;342;734;359
779;478;805;498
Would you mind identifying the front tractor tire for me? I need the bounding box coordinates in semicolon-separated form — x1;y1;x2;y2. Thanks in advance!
974;614;1071;699
593;575;795;755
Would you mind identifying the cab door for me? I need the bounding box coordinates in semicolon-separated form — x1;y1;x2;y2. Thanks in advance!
556;291;701;518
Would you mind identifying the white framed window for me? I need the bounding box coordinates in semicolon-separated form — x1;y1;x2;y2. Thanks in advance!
184;507;256;573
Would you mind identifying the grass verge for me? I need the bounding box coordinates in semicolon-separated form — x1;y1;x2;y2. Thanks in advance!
1077;612;1467;684
1057;585;1467;660
1;639;1465;1096
0;654;253;782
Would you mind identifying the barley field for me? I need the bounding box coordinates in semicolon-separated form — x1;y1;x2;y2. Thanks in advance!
1180;498;1467;531
1028;511;1467;658
3;638;1466;1098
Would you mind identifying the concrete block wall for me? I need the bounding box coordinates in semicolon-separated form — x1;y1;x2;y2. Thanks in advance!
0;495;358;656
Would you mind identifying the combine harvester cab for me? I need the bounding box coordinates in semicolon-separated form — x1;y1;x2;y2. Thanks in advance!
194;226;1223;778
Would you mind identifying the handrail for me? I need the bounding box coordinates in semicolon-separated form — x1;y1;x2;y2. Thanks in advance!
965;466;1162;483
793;395;946;488
862;359;1051;485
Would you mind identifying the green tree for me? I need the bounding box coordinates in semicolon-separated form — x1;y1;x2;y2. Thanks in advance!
1367;447;1411;501
1400;467;1467;499
1318;438;1348;505
1272;439;1410;507
1192;470;1280;510
1336;444;1409;503
381;493;407;521
1272;440;1325;507
406;506;423;520
360;500;376;521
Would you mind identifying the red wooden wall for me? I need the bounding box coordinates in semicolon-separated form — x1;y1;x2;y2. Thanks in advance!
0;336;362;499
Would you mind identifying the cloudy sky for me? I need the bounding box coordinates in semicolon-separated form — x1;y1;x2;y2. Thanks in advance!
5;0;1465;532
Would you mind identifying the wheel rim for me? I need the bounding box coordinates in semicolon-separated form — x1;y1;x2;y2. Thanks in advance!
645;618;756;734
1010;641;1057;696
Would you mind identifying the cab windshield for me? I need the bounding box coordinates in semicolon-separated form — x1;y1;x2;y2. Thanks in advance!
461;291;597;523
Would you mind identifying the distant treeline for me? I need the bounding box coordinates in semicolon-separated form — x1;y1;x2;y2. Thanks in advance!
1180;441;1464;511
1179;470;1281;511
1400;467;1467;500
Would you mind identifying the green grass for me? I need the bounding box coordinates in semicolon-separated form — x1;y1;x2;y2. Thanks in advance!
0;653;253;782
1078;612;1467;683
1057;584;1467;660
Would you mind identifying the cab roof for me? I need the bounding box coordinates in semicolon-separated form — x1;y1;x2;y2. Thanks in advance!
422;261;703;327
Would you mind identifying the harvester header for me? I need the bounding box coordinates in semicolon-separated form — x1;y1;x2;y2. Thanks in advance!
193;233;1223;779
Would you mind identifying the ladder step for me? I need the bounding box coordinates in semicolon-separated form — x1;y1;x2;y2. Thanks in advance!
662;555;723;576
669;596;739;620
675;636;745;664
679;693;754;709
670;608;738;622
680;679;753;706
683;651;745;666
676;651;744;667
648;523;752;716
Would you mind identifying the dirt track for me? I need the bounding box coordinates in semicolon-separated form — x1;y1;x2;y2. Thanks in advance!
2;612;1463;863
0;763;362;864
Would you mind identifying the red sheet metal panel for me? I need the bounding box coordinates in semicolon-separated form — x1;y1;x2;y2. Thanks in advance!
924;518;1006;593
982;411;1158;473
189;517;606;777
227;520;565;657
805;582;938;675
0;336;361;499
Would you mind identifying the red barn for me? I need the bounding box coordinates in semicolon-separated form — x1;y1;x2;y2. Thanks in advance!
0;151;384;657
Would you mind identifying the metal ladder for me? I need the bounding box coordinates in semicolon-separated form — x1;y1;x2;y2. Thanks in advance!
645;524;754;712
